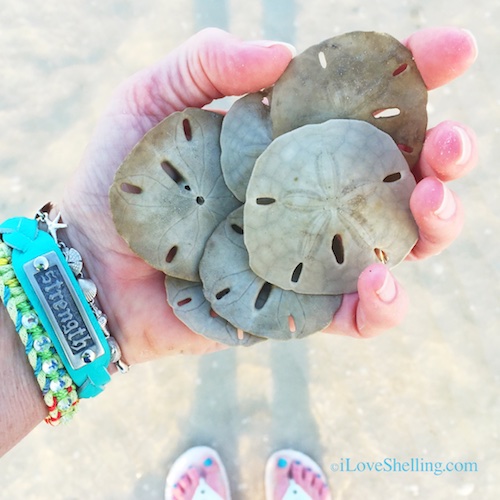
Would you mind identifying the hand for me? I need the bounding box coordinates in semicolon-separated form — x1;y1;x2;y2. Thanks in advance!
58;27;478;363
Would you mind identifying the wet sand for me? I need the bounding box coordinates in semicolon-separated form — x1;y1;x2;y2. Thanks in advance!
1;1;499;498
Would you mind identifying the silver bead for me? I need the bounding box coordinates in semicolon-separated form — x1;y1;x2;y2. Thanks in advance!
42;359;59;374
107;336;122;364
33;335;51;352
97;313;107;327
78;278;97;302
62;247;83;275
50;378;66;392
22;312;39;329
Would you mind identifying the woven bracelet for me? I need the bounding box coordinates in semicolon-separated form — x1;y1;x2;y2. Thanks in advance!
0;240;79;425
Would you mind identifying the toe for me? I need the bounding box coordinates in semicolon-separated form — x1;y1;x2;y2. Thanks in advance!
273;457;293;499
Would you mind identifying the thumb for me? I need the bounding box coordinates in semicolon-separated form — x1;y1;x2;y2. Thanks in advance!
113;28;295;121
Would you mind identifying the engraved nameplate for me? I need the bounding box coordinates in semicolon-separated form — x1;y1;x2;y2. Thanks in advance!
24;251;104;370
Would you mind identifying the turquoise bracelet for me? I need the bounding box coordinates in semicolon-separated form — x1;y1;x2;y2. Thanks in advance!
0;207;128;404
0;240;79;425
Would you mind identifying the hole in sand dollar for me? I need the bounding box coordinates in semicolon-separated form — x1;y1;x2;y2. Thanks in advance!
318;51;327;68
215;288;231;300
120;183;142;194
383;172;402;183
392;63;408;76
231;224;244;235
291;263;303;283
209;308;218;318
182;118;192;141
261;96;270;107
372;108;401;119
256;197;276;205
397;144;414;154
374;248;388;264
288;315;296;333
166;246;178;263
332;234;345;264
161;160;185;184
177;297;192;307
196;196;205;205
255;282;273;310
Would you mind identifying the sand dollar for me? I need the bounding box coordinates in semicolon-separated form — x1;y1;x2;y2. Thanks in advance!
165;276;263;346
220;91;273;202
110;108;241;281
244;119;418;295
200;207;341;339
270;31;428;167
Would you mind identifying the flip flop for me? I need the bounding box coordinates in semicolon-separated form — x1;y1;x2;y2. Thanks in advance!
165;446;231;500
265;449;331;500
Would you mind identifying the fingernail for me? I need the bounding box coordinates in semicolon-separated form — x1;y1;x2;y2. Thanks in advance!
248;40;297;57
461;29;479;63
277;458;288;468
203;457;213;467
453;126;472;166
376;270;397;303
434;181;456;220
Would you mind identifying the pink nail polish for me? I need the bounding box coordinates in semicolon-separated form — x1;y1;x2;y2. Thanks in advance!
461;29;479;63
453;126;472;166
247;40;297;57
376;271;397;303
434;181;456;220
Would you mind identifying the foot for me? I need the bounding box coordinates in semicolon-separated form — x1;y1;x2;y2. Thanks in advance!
265;450;331;500
165;446;231;500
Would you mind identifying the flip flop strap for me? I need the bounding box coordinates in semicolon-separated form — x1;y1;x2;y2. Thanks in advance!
281;479;312;499
192;478;225;499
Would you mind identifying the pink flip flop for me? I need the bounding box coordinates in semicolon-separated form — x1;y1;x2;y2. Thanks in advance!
265;449;331;500
165;446;231;500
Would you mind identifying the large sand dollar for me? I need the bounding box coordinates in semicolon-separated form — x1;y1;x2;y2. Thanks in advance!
200;207;341;339
110;108;241;281
270;31;428;167
244;119;419;295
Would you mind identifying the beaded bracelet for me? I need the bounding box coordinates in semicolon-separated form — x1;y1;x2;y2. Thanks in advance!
0;240;79;425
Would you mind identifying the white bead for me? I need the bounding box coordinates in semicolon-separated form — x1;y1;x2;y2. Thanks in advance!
22;312;39;329
42;359;59;374
33;335;51;352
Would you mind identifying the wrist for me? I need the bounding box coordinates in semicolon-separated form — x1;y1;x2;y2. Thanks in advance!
1;207;127;402
0;301;46;456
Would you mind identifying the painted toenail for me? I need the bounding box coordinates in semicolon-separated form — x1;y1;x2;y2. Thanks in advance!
277;458;288;468
294;460;301;464
203;457;213;467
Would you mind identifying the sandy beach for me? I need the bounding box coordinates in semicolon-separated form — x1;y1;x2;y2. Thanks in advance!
1;0;499;498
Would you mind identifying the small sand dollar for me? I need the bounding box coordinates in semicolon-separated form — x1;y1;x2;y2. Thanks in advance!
270;31;428;167
165;276;263;346
200;207;341;339
244;119;418;295
110;108;241;281
220;91;273;202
